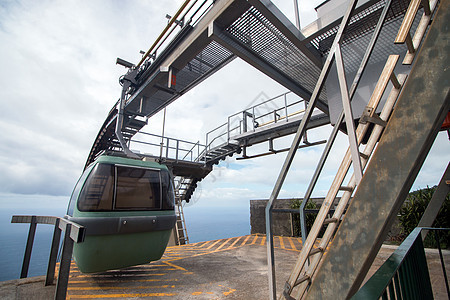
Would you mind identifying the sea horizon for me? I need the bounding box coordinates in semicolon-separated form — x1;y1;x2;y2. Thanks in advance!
0;194;250;282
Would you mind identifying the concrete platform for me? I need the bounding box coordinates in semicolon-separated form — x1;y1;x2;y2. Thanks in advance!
1;235;448;299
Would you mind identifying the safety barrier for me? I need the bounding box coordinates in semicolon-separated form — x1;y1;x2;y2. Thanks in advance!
352;227;449;299
11;215;85;300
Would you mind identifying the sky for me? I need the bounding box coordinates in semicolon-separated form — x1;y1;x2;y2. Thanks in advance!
0;0;448;213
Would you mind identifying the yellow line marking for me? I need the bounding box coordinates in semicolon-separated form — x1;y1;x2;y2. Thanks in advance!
68;285;175;291
67;292;177;298
240;235;251;246
72;273;166;279
163;261;187;271
206;239;222;250
279;236;285;249
274;246;301;252
198;241;211;248
218;284;237;296
228;236;242;249
224;288;237;296
287;237;297;251
260;236;266;246
251;235;259;245
68;278;178;284
215;238;232;251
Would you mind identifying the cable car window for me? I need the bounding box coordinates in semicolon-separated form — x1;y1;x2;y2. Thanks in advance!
114;166;161;210
67;165;93;216
161;171;175;210
77;164;114;211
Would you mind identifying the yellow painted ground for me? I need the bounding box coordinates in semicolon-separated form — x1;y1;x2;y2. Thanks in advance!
64;234;317;299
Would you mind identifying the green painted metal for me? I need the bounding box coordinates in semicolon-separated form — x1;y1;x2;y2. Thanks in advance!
70;155;175;273
93;155;170;170
72;229;172;273
351;228;433;299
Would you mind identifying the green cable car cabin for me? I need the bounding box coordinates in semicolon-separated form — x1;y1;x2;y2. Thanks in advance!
66;155;176;273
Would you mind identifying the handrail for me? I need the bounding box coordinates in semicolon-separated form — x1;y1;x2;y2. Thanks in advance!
227;91;292;121
182;141;201;160
352;227;449;299
136;0;213;68
131;131;206;163
137;0;192;67
11;215;85;300
137;131;204;147
252;99;304;123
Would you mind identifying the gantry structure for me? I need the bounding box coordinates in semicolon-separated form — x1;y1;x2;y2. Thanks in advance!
84;0;449;298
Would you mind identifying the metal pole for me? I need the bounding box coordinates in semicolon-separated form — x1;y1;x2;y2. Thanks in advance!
265;207;276;300
166;138;170;159
21;215;37;279
55;224;74;300
434;230;450;297
46;218;61;286
160;107;167;160
418;163;450;240
293;0;301;29
284;94;288;122
253;106;256;131
227;116;230;142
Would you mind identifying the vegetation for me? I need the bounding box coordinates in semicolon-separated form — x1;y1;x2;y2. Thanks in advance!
398;186;449;248
290;199;321;237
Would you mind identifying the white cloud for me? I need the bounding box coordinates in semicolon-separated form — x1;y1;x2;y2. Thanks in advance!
0;0;448;210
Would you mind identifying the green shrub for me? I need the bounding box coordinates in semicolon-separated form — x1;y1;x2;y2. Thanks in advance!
290;199;320;237
398;186;449;248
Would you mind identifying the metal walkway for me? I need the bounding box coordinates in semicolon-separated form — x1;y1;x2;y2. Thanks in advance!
87;0;414;168
84;0;415;203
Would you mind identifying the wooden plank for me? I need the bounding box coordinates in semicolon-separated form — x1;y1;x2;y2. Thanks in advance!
294;73;408;300
395;0;421;44
289;57;402;298
403;0;438;64
285;56;400;298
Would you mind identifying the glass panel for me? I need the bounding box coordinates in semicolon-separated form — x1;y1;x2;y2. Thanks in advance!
161;170;175;210
77;164;114;211
115;166;161;210
67;165;93;215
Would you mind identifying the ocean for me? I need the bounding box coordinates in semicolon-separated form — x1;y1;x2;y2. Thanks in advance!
0;199;250;282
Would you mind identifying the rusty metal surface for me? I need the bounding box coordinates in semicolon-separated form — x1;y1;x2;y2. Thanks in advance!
305;0;450;298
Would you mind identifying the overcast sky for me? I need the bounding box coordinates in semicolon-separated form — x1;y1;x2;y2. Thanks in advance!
0;0;448;211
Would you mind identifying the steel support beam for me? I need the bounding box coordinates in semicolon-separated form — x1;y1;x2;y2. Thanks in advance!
306;1;450;298
418;162;450;240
